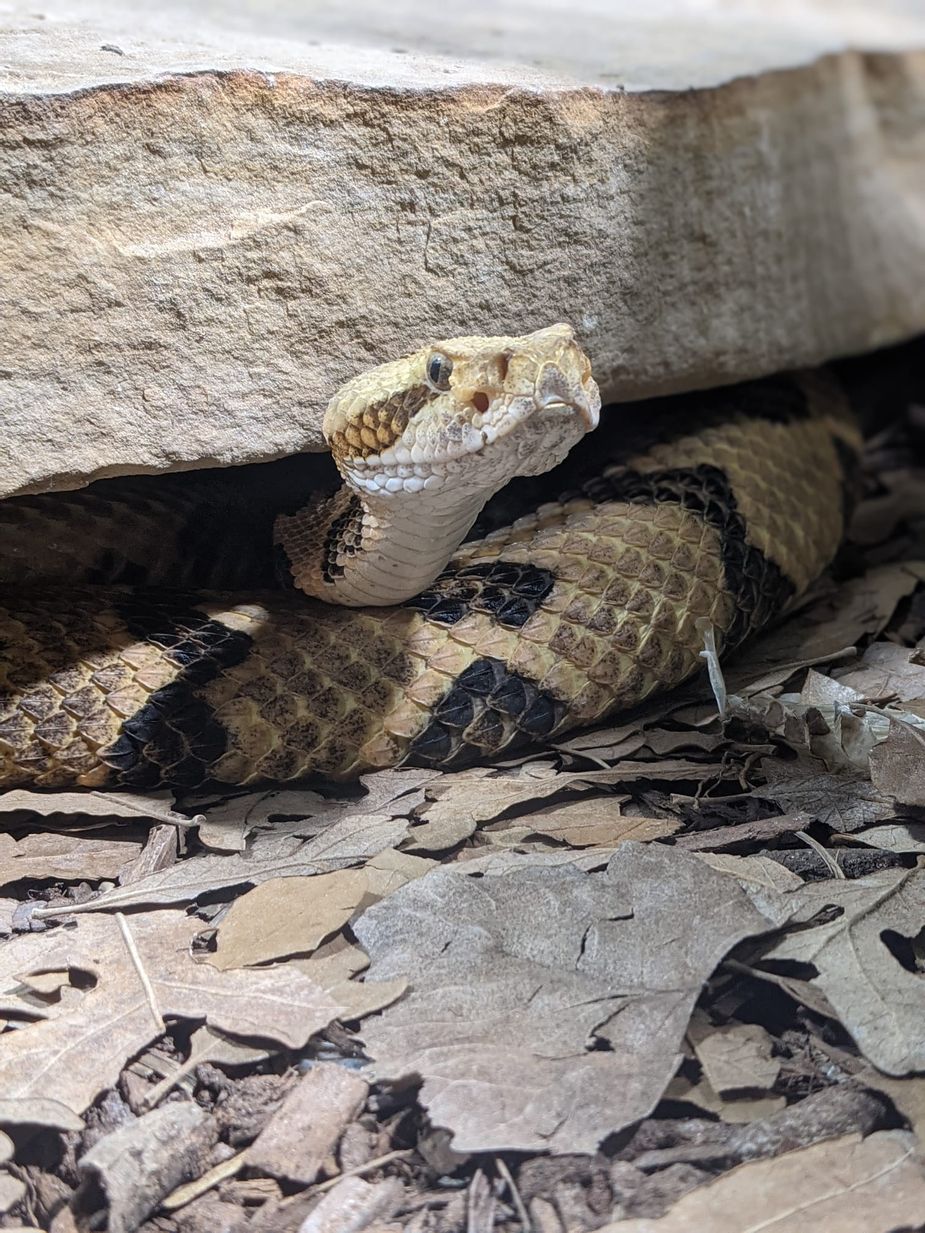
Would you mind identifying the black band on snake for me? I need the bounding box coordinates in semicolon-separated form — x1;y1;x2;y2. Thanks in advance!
0;325;861;791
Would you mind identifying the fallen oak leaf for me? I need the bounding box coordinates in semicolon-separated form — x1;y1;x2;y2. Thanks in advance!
847;820;925;852
688;1020;780;1097
0;830;144;887
672;812;813;852
501;799;680;848
290;938;407;1021
834;640;925;702
454;846;617;874
868;718;925;806
31;814;408;916
0;910;347;1127
723;561;925;697
407;763;731;853
598;1131;925;1233
210;870;369;970
190;767;438;847
0;788;195;828
760;866;925;1075
756;755;899;832
354;842;791;1153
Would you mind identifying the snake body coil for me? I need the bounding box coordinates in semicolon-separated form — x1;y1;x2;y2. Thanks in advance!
0;332;860;791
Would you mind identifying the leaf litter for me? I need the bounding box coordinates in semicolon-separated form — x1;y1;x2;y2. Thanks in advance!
1;356;925;1229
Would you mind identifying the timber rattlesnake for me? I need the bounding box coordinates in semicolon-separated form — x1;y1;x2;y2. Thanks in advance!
0;325;860;790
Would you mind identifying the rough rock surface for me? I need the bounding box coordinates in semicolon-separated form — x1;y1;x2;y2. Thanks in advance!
2;0;925;497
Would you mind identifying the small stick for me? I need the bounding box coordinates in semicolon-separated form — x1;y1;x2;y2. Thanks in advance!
162;1149;248;1210
796;830;846;879
496;1157;532;1232
116;911;165;1032
310;1148;413;1196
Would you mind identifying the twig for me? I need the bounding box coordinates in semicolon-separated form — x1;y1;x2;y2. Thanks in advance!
116;911;165;1031
796;830;845;879
161;1148;248;1210
309;1148;414;1196
496;1157;532;1232
138;1053;197;1110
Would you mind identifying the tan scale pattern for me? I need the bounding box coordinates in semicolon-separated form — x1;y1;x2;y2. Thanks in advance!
616;372;855;595
275;487;369;595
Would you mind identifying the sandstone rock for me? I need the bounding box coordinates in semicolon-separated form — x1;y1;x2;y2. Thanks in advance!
2;0;924;497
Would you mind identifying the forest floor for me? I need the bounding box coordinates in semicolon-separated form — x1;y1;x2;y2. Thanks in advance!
1;357;924;1233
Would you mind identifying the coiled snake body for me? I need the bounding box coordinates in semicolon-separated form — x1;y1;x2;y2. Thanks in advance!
0;326;860;791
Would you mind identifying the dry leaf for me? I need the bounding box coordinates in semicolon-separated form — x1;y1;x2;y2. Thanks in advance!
0;789;193;827
553;722;649;761
597;1131;925;1233
850;467;925;544
210;871;369;969
246;1064;368;1184
355;843;788;1152
361;847;437;899
762;867;925;1074
34;815;409;915
195;768;438;846
0;831;143;886
725;562;925;696
291;939;407;1021
850;821;925;852
689;1022;780;1096
694;853;804;895
456;847;617;874
868;719;925;806
643;728;724;757
511;799;680;848
408;764;727;853
835;641;925;702
672;813;813;852
0;911;348;1126
404;767;582;852
757;756;898;832
799;668;865;708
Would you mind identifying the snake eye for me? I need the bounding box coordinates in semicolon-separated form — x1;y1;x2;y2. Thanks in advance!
426;353;453;391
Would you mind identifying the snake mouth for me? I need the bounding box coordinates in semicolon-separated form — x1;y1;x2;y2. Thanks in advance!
541;395;599;433
536;360;601;433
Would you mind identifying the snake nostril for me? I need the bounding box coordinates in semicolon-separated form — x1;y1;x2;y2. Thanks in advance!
472;391;490;414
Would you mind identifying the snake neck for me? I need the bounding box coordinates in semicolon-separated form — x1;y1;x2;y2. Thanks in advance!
274;484;491;606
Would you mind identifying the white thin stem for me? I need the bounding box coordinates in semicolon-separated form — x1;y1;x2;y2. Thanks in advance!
116;911;165;1032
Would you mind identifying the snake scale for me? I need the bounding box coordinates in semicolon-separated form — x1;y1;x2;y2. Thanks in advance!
0;326;861;792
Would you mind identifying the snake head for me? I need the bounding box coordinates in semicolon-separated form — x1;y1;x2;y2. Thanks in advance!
324;323;601;499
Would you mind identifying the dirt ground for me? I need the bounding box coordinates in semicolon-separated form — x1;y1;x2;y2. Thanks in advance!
1;342;924;1233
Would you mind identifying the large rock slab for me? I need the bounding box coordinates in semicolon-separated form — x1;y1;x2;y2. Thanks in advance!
2;0;925;497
